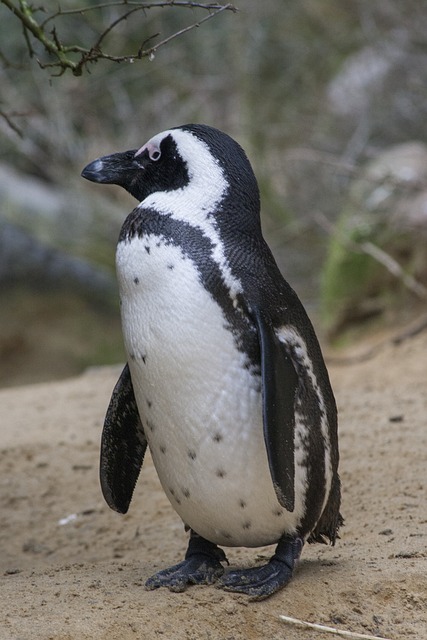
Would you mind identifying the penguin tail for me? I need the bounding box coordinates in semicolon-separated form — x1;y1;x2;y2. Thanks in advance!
308;474;344;546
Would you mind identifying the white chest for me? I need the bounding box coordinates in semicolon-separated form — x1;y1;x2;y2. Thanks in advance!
116;235;303;546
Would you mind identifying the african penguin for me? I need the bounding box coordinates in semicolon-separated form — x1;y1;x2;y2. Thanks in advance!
81;124;342;599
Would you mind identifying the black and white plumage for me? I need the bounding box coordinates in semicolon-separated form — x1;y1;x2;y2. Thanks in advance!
81;124;342;599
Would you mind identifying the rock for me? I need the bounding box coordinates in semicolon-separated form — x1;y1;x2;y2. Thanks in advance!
326;35;427;150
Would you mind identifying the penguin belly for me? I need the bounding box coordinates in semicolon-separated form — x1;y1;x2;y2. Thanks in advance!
116;235;306;548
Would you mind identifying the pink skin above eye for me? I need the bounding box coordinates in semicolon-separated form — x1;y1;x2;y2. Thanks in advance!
135;141;161;161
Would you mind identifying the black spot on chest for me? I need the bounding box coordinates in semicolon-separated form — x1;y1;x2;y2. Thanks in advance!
119;209;261;369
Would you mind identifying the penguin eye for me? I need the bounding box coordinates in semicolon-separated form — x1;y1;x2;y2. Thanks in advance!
149;149;161;161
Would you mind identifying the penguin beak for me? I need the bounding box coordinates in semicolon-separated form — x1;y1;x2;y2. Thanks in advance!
81;149;139;185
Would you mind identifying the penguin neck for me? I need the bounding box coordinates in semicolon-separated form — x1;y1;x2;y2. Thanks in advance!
137;186;262;244
140;187;223;228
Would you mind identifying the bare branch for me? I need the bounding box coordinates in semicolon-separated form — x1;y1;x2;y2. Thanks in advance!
83;5;145;59
70;2;235;75
0;108;24;137
359;241;427;299
2;0;81;73
40;2;235;27
0;1;237;76
138;4;233;59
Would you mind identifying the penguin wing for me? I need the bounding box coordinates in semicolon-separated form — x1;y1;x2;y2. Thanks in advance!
253;307;298;512
100;364;147;514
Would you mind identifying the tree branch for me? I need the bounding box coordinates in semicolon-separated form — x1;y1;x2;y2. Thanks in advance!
359;240;427;299
1;0;80;73
0;108;24;137
40;2;235;27
0;1;237;76
315;211;427;300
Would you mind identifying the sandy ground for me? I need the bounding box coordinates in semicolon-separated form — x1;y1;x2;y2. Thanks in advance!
1;324;426;640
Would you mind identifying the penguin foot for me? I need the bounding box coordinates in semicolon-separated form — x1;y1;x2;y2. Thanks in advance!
218;536;303;600
145;533;227;593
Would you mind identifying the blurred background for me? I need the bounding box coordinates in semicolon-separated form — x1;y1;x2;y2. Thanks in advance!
1;0;427;388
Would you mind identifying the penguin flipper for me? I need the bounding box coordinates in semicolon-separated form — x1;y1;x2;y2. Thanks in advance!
100;363;147;514
253;308;298;512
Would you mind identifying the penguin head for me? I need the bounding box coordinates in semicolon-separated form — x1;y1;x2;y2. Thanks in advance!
82;125;260;226
81;132;188;201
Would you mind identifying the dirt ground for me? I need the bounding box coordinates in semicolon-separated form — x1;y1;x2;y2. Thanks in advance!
1;322;426;640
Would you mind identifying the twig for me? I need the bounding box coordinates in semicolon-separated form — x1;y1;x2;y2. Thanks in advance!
359;241;427;299
391;313;427;344
67;2;234;74
315;211;427;301
141;3;232;58
0;108;24;137
279;615;392;640
41;2;235;27
2;0;81;73
85;6;145;56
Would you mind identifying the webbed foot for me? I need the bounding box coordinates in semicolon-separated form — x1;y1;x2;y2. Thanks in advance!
145;532;227;593
219;535;303;599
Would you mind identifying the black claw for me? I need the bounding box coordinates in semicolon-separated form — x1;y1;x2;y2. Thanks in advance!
145;532;227;593
218;535;303;599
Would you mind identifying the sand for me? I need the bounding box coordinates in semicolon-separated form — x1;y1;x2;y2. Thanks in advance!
1;326;426;640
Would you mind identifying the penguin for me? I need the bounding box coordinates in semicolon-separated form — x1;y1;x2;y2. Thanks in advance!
81;124;342;599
